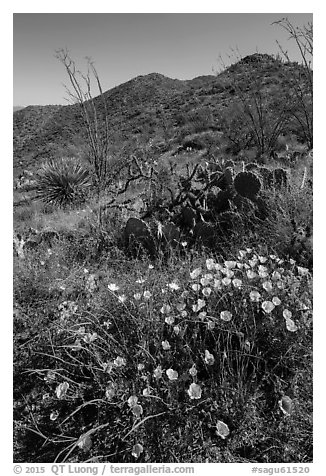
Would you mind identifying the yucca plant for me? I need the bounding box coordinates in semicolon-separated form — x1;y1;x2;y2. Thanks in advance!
35;158;91;207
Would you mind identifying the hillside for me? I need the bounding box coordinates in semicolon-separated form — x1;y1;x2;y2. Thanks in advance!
13;53;311;172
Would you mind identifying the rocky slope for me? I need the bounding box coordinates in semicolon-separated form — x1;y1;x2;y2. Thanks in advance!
13;54;310;172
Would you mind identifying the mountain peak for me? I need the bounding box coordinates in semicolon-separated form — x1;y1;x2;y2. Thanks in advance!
239;53;277;64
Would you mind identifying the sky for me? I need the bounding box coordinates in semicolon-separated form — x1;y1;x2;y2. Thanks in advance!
13;12;312;106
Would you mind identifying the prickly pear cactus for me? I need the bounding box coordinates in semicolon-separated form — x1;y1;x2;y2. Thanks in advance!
234;171;261;200
272;168;288;187
224;167;234;186
224;159;235;169
215;189;232;213
245;162;259;171
215;167;234;191
257;166;274;187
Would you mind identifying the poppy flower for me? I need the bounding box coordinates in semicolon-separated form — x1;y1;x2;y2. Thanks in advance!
55;382;69;399
224;260;237;269
247;270;257;279
108;283;120;292
143;290;152;300
166;368;178;380
50;410;59;421
114;356;126;367
131;404;143;418
192;299;206;312
162;340;171;350
262;281;273;292
132;443;144;459
168;282;180;290
187;383;202;400
105;382;116;401
232;278;242;288
165;315;175;325
83;332;98;344
206;259;216;270
160;304;172;314
202;287;212;297
220;310;232;321
200;276;211;286
204;349;215;365
127;395;138;407
283;309;292;319
142;387;152;397
216;420;230;439
278;395;293;416
271;271;281;280
173;325;181;335
77;434;92;451
262;301;275;313
285;318;298;332
250;290;261;302
176;302;186;311
189;364;197;377
190;268;202;279
213;279;222;289
223;269;235;278
153;366;163;379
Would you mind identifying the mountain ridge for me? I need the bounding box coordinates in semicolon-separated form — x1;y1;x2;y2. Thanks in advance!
13;54;310;171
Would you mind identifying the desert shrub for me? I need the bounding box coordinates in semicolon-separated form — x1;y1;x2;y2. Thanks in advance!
14;250;312;463
187;107;214;133
252;175;313;268
35;157;91;208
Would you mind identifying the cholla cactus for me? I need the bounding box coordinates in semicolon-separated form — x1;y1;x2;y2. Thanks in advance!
234;171;261;200
35;158;90;207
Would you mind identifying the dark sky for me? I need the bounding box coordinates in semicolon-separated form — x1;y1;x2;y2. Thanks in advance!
13;13;312;106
